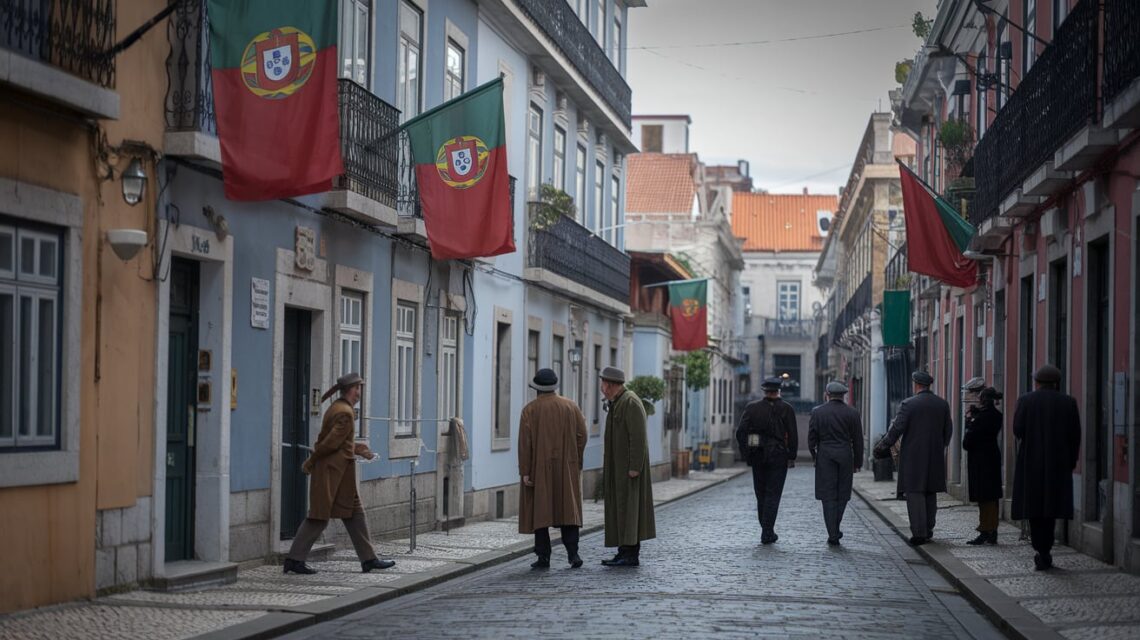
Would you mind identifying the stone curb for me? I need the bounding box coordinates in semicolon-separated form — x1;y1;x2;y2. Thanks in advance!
852;484;1065;640
189;468;749;640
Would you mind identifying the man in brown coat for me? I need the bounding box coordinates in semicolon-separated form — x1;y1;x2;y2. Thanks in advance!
518;368;589;569
284;373;395;575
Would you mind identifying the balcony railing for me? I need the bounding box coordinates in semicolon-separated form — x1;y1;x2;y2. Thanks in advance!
972;0;1097;225
832;275;871;346
165;0;213;134
758;317;815;340
527;207;630;303
885;243;909;289
1;0;115;88
1105;0;1140;106
511;0;632;127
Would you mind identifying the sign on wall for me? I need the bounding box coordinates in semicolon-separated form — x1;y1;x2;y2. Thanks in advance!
251;277;270;329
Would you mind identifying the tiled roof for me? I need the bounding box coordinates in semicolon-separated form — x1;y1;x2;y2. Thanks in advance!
626;153;698;214
732;192;837;252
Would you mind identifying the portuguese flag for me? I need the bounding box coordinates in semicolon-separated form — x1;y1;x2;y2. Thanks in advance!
668;279;708;351
208;0;343;201
403;78;515;260
897;161;978;288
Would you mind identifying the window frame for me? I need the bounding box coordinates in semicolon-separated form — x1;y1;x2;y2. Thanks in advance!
338;0;372;88
394;301;418;438
438;309;462;425
575;144;588;223
777;280;801;322
492;309;514;449
526;102;544;197
527;328;540;402
1024;0;1037;75
397;0;424;122
553;125;567;192
444;37;465;102
594;158;606;236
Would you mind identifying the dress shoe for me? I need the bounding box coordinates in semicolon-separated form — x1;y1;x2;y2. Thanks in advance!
601;556;639;567
760;533;779;545
530;556;550;569
283;558;317;575
827;538;841;546
907;536;929;546
568;553;583;569
987;531;998;545
361;558;395;573
966;532;989;546
1033;552;1052;571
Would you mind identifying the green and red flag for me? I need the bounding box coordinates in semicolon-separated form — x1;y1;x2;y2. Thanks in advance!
402;78;515;260
208;0;343;201
897;161;978;288
668;279;708;351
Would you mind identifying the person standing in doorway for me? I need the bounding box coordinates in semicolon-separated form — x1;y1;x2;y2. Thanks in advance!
808;381;863;546
518;368;589;569
963;385;1004;545
1012;365;1081;570
873;370;952;546
736;377;798;544
284;373;395;575
600;367;656;566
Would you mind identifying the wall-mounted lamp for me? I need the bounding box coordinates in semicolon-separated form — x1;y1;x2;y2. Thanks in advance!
106;229;148;261
567;347;583;369
121;157;147;206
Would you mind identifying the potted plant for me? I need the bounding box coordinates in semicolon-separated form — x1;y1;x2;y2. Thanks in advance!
528;183;576;230
938;119;975;179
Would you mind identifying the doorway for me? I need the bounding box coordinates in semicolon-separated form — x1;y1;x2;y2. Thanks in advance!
1088;241;1110;525
165;258;199;561
280;308;312;540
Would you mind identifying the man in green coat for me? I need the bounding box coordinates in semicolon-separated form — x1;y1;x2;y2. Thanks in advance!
599;366;656;567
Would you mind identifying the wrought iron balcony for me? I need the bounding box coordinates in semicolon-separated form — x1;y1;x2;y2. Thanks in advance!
758;317;815;340
832;275;871;347
0;0;115;88
1105;0;1140;106
885;243;909;290
511;0;632;127
527;206;630;304
972;0;1096;225
165;0;213;134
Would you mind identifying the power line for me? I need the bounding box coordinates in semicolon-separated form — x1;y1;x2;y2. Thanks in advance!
629;25;910;51
764;163;852;191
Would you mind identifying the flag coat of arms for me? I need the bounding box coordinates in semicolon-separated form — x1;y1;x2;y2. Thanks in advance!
897;161;978;288
403;78;515;260
208;0;344;201
668;280;708;351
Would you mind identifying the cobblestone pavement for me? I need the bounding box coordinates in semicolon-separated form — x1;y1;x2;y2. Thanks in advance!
281;468;1004;640
0;469;743;640
854;472;1140;640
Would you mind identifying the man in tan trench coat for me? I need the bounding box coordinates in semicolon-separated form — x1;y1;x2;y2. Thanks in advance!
600;366;656;567
518;368;589;569
284;373;396;575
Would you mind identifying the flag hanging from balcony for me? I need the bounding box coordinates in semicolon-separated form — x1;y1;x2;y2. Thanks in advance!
897;161;978;288
882;290;911;347
668;279;708;351
402;78;515;260
207;0;343;201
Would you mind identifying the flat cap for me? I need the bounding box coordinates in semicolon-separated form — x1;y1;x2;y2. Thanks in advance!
1034;364;1062;384
826;381;848;395
599;366;626;384
760;376;783;391
963;376;986;392
912;370;934;386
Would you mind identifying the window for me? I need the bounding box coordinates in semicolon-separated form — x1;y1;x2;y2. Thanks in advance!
527;329;540;402
997;14;1010;110
574;339;585;411
595;159;605;235
608;174;620;244
593;344;603;430
612;11;622;66
493;321;512;441
339;292;364;413
1053;0;1068;37
973;303;985;378
1049;260;1068;389
339;0;370;86
397;1;423;122
526;103;543;196
575;0;588;20
1023;0;1037;75
773;355;801;398
595;0;605;45
641;125;663;153
777;281;800;321
394;302;418;436
439;313;461;421
1020;275;1035;393
993;291;1005;392
552;335;564;395
976;50;988;138
553;126;566;192
575;144;588;221
444;38;465;101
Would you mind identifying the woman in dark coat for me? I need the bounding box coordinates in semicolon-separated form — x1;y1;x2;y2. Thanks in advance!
962;387;1003;544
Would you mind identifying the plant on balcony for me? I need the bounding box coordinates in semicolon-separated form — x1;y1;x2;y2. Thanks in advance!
529;184;577;230
912;12;933;39
895;59;913;85
938;119;975;178
626;375;666;416
675;350;710;391
894;274;914;289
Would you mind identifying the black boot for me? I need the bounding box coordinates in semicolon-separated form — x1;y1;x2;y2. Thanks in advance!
530;556;550;569
966;532;989;546
568;553;583;568
987;531;998;545
283;558;317;575
361;558;395;573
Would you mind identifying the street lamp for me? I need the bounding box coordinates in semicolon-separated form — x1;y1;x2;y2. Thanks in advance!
567;347;583;370
121;157;147;206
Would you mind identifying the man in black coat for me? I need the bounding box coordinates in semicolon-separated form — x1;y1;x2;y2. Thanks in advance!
1012;364;1081;571
736;377;798;544
809;381;864;545
874;370;952;545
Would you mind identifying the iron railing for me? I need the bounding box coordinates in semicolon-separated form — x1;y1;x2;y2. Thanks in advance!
1105;0;1140;106
885;243;909;289
511;0;632;126
0;0;115;88
336;79;401;209
972;0;1097;225
527;206;630;303
165;0;213;133
832;275;871;346
758;317;815;340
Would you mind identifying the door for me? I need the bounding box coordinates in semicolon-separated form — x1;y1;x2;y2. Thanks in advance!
281;308;312;540
165;258;199;561
1089;242;1110;526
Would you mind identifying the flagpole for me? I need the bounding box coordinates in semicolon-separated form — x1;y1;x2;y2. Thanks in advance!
641;277;712;289
895;159;944;198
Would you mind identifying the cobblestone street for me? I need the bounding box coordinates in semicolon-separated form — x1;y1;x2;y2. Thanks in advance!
282;468;1002;640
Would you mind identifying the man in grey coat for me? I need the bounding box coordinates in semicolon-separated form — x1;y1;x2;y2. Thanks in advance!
809;381;864;545
873;371;953;545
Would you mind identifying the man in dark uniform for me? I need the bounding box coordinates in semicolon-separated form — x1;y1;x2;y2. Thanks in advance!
1012;365;1081;571
736;376;798;544
809;381;864;545
873;370;952;545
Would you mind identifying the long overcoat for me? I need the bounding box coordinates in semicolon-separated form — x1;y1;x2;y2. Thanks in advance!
302;398;362;520
808;399;864;501
1011;389;1081;520
518;393;589;533
963;405;1003;502
880;390;953;494
602;388;656;547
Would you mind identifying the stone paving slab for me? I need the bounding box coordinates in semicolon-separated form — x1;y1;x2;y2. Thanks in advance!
0;604;265;640
105;590;330;609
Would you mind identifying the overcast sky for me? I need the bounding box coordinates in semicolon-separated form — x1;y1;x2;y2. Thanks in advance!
627;0;936;195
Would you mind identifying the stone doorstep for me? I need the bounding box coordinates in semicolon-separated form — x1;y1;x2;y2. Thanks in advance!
150;561;239;593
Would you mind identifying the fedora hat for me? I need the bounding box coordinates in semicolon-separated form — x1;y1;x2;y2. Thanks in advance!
528;368;559;392
321;372;365;402
599;366;626;384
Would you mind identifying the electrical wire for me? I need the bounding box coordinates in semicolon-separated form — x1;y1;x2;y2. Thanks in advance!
629;25;910;51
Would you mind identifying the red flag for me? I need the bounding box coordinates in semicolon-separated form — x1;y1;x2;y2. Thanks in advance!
668;280;708;351
897;162;978;288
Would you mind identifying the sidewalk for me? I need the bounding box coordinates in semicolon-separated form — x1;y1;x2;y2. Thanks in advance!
0;467;747;640
853;471;1140;640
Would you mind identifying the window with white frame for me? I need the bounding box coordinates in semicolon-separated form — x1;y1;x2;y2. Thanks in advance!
976;50;988;138
339;0;370;86
594;158;605;235
609;173;620;245
339;291;364;377
0;223;62;449
493;320;512;441
526;103;543;196
594;0;605;46
611;9;621;63
394;301;418;436
575;0;587;21
553;126;566;192
1024;0;1037;75
527;329;540;402
439;312;461;421
397;1;423;122
552;335;564;394
575;144;588;222
777;281;800;321
444;38;465;101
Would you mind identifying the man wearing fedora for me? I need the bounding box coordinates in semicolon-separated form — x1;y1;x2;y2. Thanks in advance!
809;381;863;545
518;368;589;569
599;367;656;566
283;372;395;575
1012;364;1081;571
874;370;953;545
736;376;799;544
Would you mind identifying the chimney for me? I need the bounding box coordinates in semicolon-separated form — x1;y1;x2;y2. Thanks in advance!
803;187;808;196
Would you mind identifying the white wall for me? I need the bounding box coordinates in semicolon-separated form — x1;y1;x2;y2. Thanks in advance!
632;117;690;153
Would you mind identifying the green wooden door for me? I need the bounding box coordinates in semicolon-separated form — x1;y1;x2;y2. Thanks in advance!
165;258;199;561
281;307;311;539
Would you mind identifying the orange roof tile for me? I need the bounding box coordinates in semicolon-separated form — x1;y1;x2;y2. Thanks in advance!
732;192;837;252
625;153;699;214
